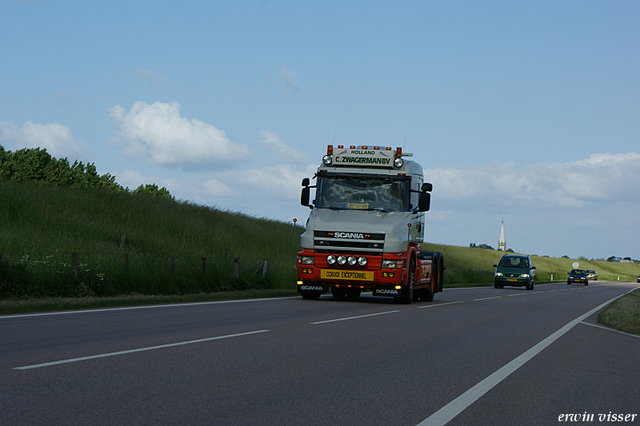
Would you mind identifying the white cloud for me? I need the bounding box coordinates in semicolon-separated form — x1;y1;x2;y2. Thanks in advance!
137;68;176;90
201;177;237;198
259;130;307;163
279;67;300;93
0;120;87;159
229;163;317;199
109;101;251;171
425;152;640;210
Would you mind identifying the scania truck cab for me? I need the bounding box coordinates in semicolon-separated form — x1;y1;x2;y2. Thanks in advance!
296;145;444;304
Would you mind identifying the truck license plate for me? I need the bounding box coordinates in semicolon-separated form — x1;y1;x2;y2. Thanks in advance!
321;269;373;281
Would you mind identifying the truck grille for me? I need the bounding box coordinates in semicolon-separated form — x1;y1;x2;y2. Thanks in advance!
313;231;385;253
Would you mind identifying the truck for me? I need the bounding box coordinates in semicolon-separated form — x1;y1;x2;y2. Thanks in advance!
296;145;444;304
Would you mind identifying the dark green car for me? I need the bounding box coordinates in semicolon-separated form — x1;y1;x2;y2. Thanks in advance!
567;269;589;285
493;255;536;290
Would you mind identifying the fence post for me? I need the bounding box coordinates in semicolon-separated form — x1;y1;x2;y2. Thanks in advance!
170;257;176;277
234;258;239;278
71;252;78;277
262;258;269;277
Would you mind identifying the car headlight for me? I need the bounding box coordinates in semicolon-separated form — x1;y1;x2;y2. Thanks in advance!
326;255;336;265
521;274;530;278
495;272;504;277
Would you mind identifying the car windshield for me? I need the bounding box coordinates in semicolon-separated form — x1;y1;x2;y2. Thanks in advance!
316;175;410;212
571;269;586;275
499;257;529;268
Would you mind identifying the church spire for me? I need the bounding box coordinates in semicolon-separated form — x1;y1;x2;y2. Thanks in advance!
498;216;506;251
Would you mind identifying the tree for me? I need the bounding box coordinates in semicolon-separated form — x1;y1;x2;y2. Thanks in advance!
0;145;124;192
134;184;174;200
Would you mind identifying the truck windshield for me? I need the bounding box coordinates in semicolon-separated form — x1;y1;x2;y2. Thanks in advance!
316;175;410;212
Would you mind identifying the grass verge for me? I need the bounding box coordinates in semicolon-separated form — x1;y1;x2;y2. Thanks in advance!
598;289;640;335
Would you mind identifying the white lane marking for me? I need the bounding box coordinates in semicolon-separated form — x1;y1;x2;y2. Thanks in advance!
0;297;295;320
507;293;527;297
579;321;640;339
311;310;399;325
14;330;270;370
473;296;501;302
416;288;637;426
418;301;464;309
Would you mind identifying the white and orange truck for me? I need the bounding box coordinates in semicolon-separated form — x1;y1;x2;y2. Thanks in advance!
296;145;444;303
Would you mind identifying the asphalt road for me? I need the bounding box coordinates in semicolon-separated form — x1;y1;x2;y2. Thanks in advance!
1;281;638;426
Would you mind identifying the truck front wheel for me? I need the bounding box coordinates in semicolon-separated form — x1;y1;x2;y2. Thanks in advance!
395;258;415;304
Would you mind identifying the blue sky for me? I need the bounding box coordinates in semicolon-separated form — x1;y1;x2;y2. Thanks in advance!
1;0;639;261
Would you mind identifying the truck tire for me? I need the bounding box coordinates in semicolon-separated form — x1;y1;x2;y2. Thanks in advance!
419;251;444;293
331;287;346;298
437;253;444;293
396;258;415;304
346;288;361;298
420;286;434;302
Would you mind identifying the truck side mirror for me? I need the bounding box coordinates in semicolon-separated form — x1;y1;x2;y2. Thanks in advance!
416;182;432;212
301;178;312;208
418;192;430;212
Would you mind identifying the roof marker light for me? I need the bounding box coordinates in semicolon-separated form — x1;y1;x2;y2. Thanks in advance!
327;145;333;155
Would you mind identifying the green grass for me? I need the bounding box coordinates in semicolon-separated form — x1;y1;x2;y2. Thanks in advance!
420;243;640;287
598;289;640;335
1;179;638;315
1;180;302;298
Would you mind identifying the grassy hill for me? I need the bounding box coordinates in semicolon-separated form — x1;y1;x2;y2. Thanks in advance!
0;180;301;298
1;179;638;300
422;243;640;285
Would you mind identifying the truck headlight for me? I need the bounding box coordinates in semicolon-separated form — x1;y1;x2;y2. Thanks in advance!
382;259;402;268
394;157;404;168
357;256;368;266
347;256;357;266
322;155;332;165
298;256;314;265
326;255;336;265
337;255;347;265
